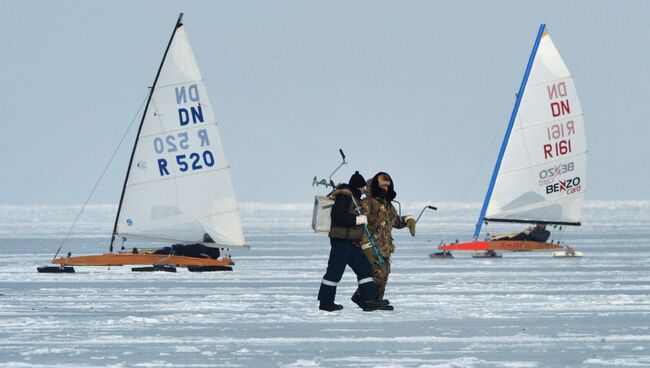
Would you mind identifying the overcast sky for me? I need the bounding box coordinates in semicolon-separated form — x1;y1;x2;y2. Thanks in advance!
2;1;649;205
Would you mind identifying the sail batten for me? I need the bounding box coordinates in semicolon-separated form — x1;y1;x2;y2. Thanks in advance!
511;112;585;131
122;166;232;187
526;75;576;88
137;123;221;139
155;79;208;89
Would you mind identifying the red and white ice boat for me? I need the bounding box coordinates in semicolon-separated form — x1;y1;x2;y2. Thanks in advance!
438;24;586;258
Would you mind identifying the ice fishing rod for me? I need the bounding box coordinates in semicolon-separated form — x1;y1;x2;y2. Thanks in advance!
313;149;347;188
351;195;384;266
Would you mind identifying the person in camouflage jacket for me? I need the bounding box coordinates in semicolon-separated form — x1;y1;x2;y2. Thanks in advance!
357;172;416;303
317;171;390;312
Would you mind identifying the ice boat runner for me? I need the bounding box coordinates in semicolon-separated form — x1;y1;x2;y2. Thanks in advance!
439;25;586;257
39;14;247;273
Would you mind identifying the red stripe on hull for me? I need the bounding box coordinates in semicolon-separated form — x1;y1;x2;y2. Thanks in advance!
440;240;563;252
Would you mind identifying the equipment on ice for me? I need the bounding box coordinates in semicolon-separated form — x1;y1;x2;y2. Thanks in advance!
312;149;348;189
350;195;384;266
311;149;349;233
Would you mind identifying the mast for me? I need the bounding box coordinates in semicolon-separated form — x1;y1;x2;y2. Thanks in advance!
473;24;546;240
110;13;184;250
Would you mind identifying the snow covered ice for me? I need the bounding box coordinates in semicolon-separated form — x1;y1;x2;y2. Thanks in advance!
1;201;649;367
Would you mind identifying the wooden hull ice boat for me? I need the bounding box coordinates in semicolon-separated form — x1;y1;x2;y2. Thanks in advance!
53;253;234;268
38;13;247;273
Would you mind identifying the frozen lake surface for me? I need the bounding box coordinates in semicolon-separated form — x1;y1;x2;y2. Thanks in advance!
1;201;649;367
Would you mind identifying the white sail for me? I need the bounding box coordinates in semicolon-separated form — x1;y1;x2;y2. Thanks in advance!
116;25;246;248
485;32;586;224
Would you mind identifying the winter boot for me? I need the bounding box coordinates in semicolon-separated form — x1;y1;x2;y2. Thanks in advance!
352;291;391;310
319;302;343;312
360;299;391;312
351;291;363;309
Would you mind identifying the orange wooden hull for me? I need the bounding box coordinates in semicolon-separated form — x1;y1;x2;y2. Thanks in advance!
53;253;234;267
439;240;563;252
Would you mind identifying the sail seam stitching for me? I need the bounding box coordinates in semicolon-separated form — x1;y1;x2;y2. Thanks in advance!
126;166;232;187
497;151;587;175
511;113;585;131
137;122;221;138
526;75;575;88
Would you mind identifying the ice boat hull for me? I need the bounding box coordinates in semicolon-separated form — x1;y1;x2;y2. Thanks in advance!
37;266;75;273
440;240;563;252
53;253;234;268
429;250;454;259
552;250;584;257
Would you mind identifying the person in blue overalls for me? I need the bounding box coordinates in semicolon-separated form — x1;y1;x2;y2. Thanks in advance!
317;171;388;312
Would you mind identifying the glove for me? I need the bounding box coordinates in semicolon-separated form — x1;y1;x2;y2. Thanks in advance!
359;242;376;263
355;215;368;225
404;215;416;237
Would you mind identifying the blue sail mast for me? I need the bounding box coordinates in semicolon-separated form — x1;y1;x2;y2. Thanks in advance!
473;24;546;240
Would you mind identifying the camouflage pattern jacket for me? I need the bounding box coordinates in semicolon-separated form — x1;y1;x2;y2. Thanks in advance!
361;196;408;258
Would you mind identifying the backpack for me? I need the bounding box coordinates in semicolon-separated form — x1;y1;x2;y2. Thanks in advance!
311;195;334;234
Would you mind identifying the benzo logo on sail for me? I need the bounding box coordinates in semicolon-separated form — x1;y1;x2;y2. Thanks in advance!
545;177;581;195
538;162;574;186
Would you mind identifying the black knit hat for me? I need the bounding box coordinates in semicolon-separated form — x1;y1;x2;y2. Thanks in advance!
348;171;366;188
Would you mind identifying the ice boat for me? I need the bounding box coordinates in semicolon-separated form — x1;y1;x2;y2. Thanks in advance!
439;25;586;257
39;14;247;273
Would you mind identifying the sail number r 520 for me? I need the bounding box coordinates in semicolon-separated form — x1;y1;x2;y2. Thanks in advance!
152;129;215;176
175;151;216;172
156;150;215;176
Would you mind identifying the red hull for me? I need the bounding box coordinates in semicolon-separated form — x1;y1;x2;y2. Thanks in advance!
439;240;563;252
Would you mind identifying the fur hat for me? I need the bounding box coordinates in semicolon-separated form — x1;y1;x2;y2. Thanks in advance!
377;174;391;188
348;171;366;188
370;172;396;201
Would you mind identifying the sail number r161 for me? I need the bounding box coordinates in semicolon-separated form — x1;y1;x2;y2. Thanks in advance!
543;120;575;159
